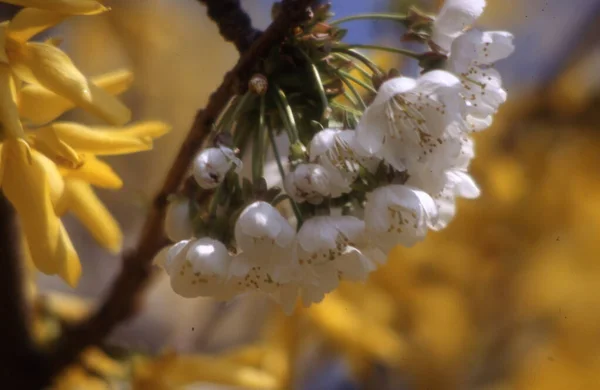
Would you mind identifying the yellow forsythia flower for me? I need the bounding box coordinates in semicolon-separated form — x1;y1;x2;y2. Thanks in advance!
0;4;171;286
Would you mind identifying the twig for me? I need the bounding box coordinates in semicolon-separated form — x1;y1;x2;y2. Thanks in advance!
42;0;316;385
196;0;262;53
0;193;50;389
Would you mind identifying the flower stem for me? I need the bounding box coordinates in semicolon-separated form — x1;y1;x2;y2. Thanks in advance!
298;49;330;123
219;91;252;134
337;70;367;109
273;85;300;144
267;123;304;226
336;44;424;60
333;53;373;79
329;13;409;26
342;91;359;107
338;70;377;93
331;48;383;75
252;95;267;183
331;101;363;116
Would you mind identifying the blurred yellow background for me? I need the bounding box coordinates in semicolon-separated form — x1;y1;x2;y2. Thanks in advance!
29;0;600;389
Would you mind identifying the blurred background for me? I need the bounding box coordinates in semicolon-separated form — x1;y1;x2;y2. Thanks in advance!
14;0;600;388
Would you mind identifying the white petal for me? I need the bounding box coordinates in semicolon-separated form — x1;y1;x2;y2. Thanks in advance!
228;254;253;278
356;77;417;155
432;0;486;52
236;201;282;242
164;239;192;275
336;249;375;281
187;237;231;276
297;216;340;253
152;246;171;269
365;185;436;251
164;198;194;242
273;284;299;315
431;190;457;231
449;170;481;198
192;147;240;189
309;128;339;161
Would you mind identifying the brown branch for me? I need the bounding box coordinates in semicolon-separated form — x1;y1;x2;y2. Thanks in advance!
197;0;262;53
41;0;315;385
0;193;50;389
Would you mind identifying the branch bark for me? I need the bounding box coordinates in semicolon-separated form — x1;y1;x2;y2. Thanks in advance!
42;0;315;385
0;193;50;389
197;0;262;53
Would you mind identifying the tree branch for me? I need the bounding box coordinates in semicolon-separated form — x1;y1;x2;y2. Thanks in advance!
0;193;50;389
197;0;262;53
42;0;316;384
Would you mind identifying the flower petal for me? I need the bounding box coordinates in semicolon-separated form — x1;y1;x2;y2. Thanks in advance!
7;8;68;42
0;0;108;15
19;69;134;125
432;0;486;52
0;22;10;64
58;179;122;253
10;42;131;125
58;154;123;189
29;127;82;167
56;221;82;287
31;149;65;206
39;122;152;155
0;64;25;138
93;120;171;140
2;138;61;275
356;77;417;155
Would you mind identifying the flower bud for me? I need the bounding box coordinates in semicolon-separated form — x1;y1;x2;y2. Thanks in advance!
192;147;241;189
249;74;268;96
284;163;331;204
164;197;194;242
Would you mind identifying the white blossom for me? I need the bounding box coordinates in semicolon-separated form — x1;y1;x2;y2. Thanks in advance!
364;185;438;252
164;197;194;242
356;70;464;174
273;216;376;312
430;169;480;230
192;147;241;189
229;201;295;292
431;0;486;52
163;238;238;300
405;134;474;194
284;163;332;204
309;129;379;196
448;29;515;125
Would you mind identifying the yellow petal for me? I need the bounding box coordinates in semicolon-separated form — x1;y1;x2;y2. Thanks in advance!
44;36;64;47
95;120;171;140
7;8;68;42
133;353;280;390
44;291;91;322
59;154;123;189
39;122;152;155
31;149;65;206
0;0;108;15
82;348;127;379
19;69;134;125
20;238;38;302
54;367;110;390
9;42;131;125
59;179;122;253
307;293;407;365
2;138;61;275
0;22;10;63
0;64;25;138
28;128;82;167
56;221;81;287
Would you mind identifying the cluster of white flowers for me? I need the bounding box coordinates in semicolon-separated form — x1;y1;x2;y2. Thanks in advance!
156;0;513;313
